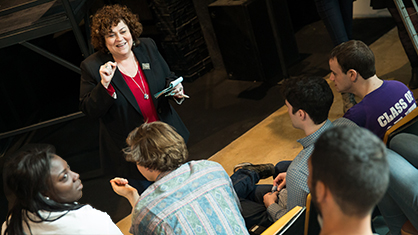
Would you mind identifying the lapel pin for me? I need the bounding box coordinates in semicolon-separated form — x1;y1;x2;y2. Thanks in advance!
142;63;150;70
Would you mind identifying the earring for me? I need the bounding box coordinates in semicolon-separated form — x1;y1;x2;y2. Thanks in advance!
45;196;50;200
133;41;136;47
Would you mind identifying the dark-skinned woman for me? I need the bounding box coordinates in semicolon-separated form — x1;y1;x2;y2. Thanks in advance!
1;144;122;235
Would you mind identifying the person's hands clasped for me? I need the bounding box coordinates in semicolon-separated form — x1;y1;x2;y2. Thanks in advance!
100;61;117;89
273;172;287;191
263;191;279;208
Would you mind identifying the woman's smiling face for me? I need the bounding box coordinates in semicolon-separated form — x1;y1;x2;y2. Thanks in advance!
105;20;133;58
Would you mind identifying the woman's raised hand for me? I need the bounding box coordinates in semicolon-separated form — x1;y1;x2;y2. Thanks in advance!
100;61;117;88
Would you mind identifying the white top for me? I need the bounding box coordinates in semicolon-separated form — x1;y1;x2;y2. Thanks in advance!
1;205;122;235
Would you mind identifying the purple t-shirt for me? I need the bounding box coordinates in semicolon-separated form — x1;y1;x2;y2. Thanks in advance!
343;80;417;139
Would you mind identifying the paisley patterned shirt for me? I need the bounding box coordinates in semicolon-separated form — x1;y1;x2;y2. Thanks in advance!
130;160;249;235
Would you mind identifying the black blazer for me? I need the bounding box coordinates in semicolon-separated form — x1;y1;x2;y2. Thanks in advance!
79;38;189;178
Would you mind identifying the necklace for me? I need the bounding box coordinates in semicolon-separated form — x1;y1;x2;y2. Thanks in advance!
119;57;149;100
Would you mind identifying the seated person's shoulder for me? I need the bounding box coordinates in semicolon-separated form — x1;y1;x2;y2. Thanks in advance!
332;117;358;128
387;79;409;88
384;80;414;94
186;160;227;176
343;103;367;126
68;205;112;220
195;160;222;168
137;37;157;49
191;161;230;180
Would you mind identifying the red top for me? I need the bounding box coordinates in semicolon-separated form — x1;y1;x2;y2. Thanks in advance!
106;63;159;123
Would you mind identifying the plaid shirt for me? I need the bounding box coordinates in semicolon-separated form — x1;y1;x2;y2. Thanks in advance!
267;118;357;220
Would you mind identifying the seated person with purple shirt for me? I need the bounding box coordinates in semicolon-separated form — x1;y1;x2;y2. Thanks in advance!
329;40;416;139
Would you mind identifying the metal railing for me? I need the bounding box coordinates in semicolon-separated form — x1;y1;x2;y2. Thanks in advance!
394;0;418;54
0;111;85;140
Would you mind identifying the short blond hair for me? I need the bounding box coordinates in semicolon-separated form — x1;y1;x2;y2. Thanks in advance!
124;122;188;172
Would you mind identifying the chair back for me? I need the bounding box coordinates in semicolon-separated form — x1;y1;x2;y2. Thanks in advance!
259;193;321;235
260;206;305;235
383;107;418;145
304;193;320;235
401;220;418;235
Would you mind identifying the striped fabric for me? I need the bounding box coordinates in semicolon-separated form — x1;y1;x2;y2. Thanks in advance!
130;160;249;235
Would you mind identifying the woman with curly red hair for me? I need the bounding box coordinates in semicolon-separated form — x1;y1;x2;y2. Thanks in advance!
79;5;189;193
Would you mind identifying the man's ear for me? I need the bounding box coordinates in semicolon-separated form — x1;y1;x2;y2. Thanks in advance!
347;69;358;82
315;180;327;203
297;109;307;120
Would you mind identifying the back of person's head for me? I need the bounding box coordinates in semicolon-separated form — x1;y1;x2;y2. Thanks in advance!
282;76;334;124
4;144;82;235
90;4;142;53
310;126;389;217
329;40;376;79
124;121;188;172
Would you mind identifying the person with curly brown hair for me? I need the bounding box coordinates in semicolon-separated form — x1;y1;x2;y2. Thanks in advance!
110;121;248;234
79;5;189;193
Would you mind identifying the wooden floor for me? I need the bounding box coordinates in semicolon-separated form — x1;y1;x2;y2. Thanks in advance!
117;27;418;233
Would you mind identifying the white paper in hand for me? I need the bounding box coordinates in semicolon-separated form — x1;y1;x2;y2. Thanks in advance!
154;77;184;98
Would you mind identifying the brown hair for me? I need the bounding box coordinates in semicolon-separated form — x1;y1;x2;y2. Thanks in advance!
124;122;188;172
90;4;143;53
329;40;376;79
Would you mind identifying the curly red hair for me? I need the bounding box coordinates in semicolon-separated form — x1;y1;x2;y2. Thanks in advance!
90;4;143;53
